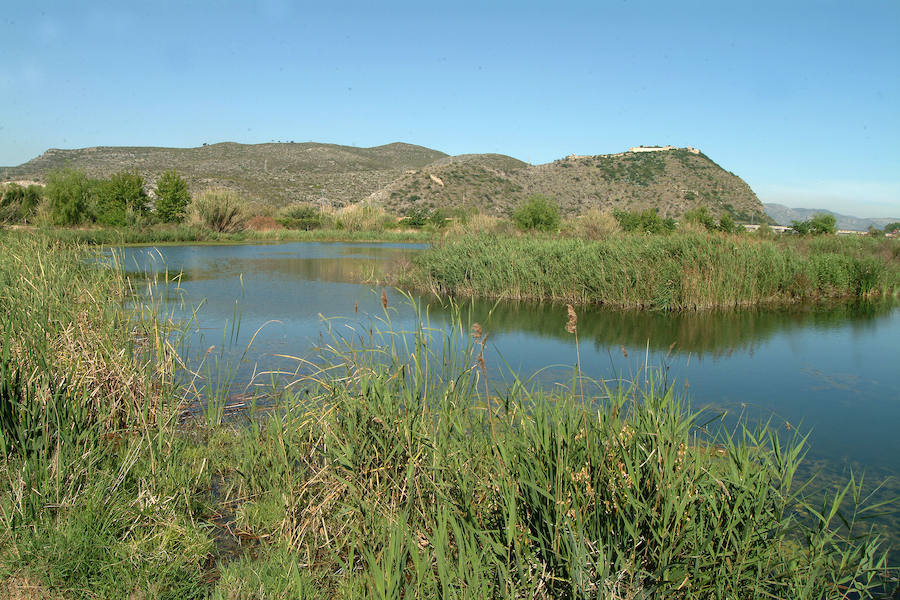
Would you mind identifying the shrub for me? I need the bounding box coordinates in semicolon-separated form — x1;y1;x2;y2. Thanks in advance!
683;206;717;231
402;207;431;229
793;213;837;235
573;208;620;239
513;194;560;232
336;203;392;232
154;171;191;223
95;171;148;226
718;213;739;233
192;188;246;232
429;209;448;228
45;169;94;226
613;208;675;234
0;183;42;223
276;203;322;230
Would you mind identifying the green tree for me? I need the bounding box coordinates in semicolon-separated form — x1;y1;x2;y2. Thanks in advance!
513;194;560;232
808;213;837;235
45;169;93;226
683;206;717;231
96;171;148;225
613;208;675;234
718;213;738;233
790;219;811;235
883;222;900;235
154;171;191;223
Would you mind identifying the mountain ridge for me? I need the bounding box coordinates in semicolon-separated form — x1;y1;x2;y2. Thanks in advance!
2;141;765;220
763;203;899;231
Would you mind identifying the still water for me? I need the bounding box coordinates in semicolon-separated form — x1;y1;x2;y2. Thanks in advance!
119;241;900;531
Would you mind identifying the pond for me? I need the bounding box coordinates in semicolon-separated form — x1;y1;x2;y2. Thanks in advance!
118;241;900;538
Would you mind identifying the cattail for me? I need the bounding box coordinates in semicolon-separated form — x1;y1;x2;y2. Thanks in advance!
565;304;577;334
471;322;483;341
381;288;388;310
354;301;358;314
620;344;628;358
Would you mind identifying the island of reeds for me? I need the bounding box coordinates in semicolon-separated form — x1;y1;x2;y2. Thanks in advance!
1;230;897;598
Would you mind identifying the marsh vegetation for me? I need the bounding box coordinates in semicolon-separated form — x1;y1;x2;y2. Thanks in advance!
0;232;897;598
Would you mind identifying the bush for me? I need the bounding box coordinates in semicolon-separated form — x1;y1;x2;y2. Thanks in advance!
513;194;560;232
0;183;42;223
45;169;94;226
336;203;392;232
572;208;621;239
276;203;322;230
401;207;433;229
718;213;739;233
683;206;717;231
792;213;837;235
95;171;148;226
154;171;191;223
613;208;676;234
192;188;246;232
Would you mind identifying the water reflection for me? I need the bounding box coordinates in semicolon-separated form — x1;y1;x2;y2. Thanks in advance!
116;241;900;538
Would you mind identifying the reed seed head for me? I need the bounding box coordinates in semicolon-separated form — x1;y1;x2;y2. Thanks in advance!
381;288;388;309
471;322;483;341
565;304;577;334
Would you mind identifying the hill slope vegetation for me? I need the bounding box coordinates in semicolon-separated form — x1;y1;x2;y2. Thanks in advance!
3;143;765;220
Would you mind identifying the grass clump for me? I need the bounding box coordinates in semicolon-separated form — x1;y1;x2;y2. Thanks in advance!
192;187;247;232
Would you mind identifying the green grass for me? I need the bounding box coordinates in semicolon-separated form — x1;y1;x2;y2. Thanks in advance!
400;232;900;310
0;231;896;598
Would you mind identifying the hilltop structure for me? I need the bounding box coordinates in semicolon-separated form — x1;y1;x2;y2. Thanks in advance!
629;145;701;154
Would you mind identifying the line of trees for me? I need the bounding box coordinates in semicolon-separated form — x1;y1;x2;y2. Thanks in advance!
1;168;191;226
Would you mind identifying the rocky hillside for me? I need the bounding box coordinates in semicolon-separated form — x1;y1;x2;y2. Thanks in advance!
764;203;899;231
376;149;763;220
3;143;765;220
1;142;447;207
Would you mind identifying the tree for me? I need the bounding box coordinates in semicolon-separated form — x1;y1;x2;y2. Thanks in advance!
45;168;93;226
683;206;717;231
96;171;148;225
718;214;739;233
513;194;560;232
791;213;836;236
613;208;675;234
883;222;900;235
808;213;837;235
154;171;191;223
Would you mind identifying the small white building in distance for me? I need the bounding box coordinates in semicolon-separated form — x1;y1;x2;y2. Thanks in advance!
628;145;701;154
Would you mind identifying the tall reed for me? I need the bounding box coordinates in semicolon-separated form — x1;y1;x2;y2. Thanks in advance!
401;233;900;310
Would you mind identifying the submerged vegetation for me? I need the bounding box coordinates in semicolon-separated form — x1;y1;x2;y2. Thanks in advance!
402;233;900;310
0;231;897;597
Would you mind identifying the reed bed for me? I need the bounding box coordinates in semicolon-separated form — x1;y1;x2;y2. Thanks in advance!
29;225;436;247
0;231;896;598
401;233;900;310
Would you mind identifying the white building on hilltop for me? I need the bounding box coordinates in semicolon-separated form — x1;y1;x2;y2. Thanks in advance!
628;145;701;154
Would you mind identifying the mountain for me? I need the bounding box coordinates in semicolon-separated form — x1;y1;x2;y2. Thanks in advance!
764;203;900;231
2;142;765;220
374;148;764;220
1;142;447;207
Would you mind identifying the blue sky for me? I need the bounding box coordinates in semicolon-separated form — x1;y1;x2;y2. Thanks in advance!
1;1;898;217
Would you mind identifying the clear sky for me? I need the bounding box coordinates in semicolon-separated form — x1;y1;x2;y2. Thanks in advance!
2;1;898;217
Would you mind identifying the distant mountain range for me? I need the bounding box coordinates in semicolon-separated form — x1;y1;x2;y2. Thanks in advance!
2;142;765;221
763;203;899;231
